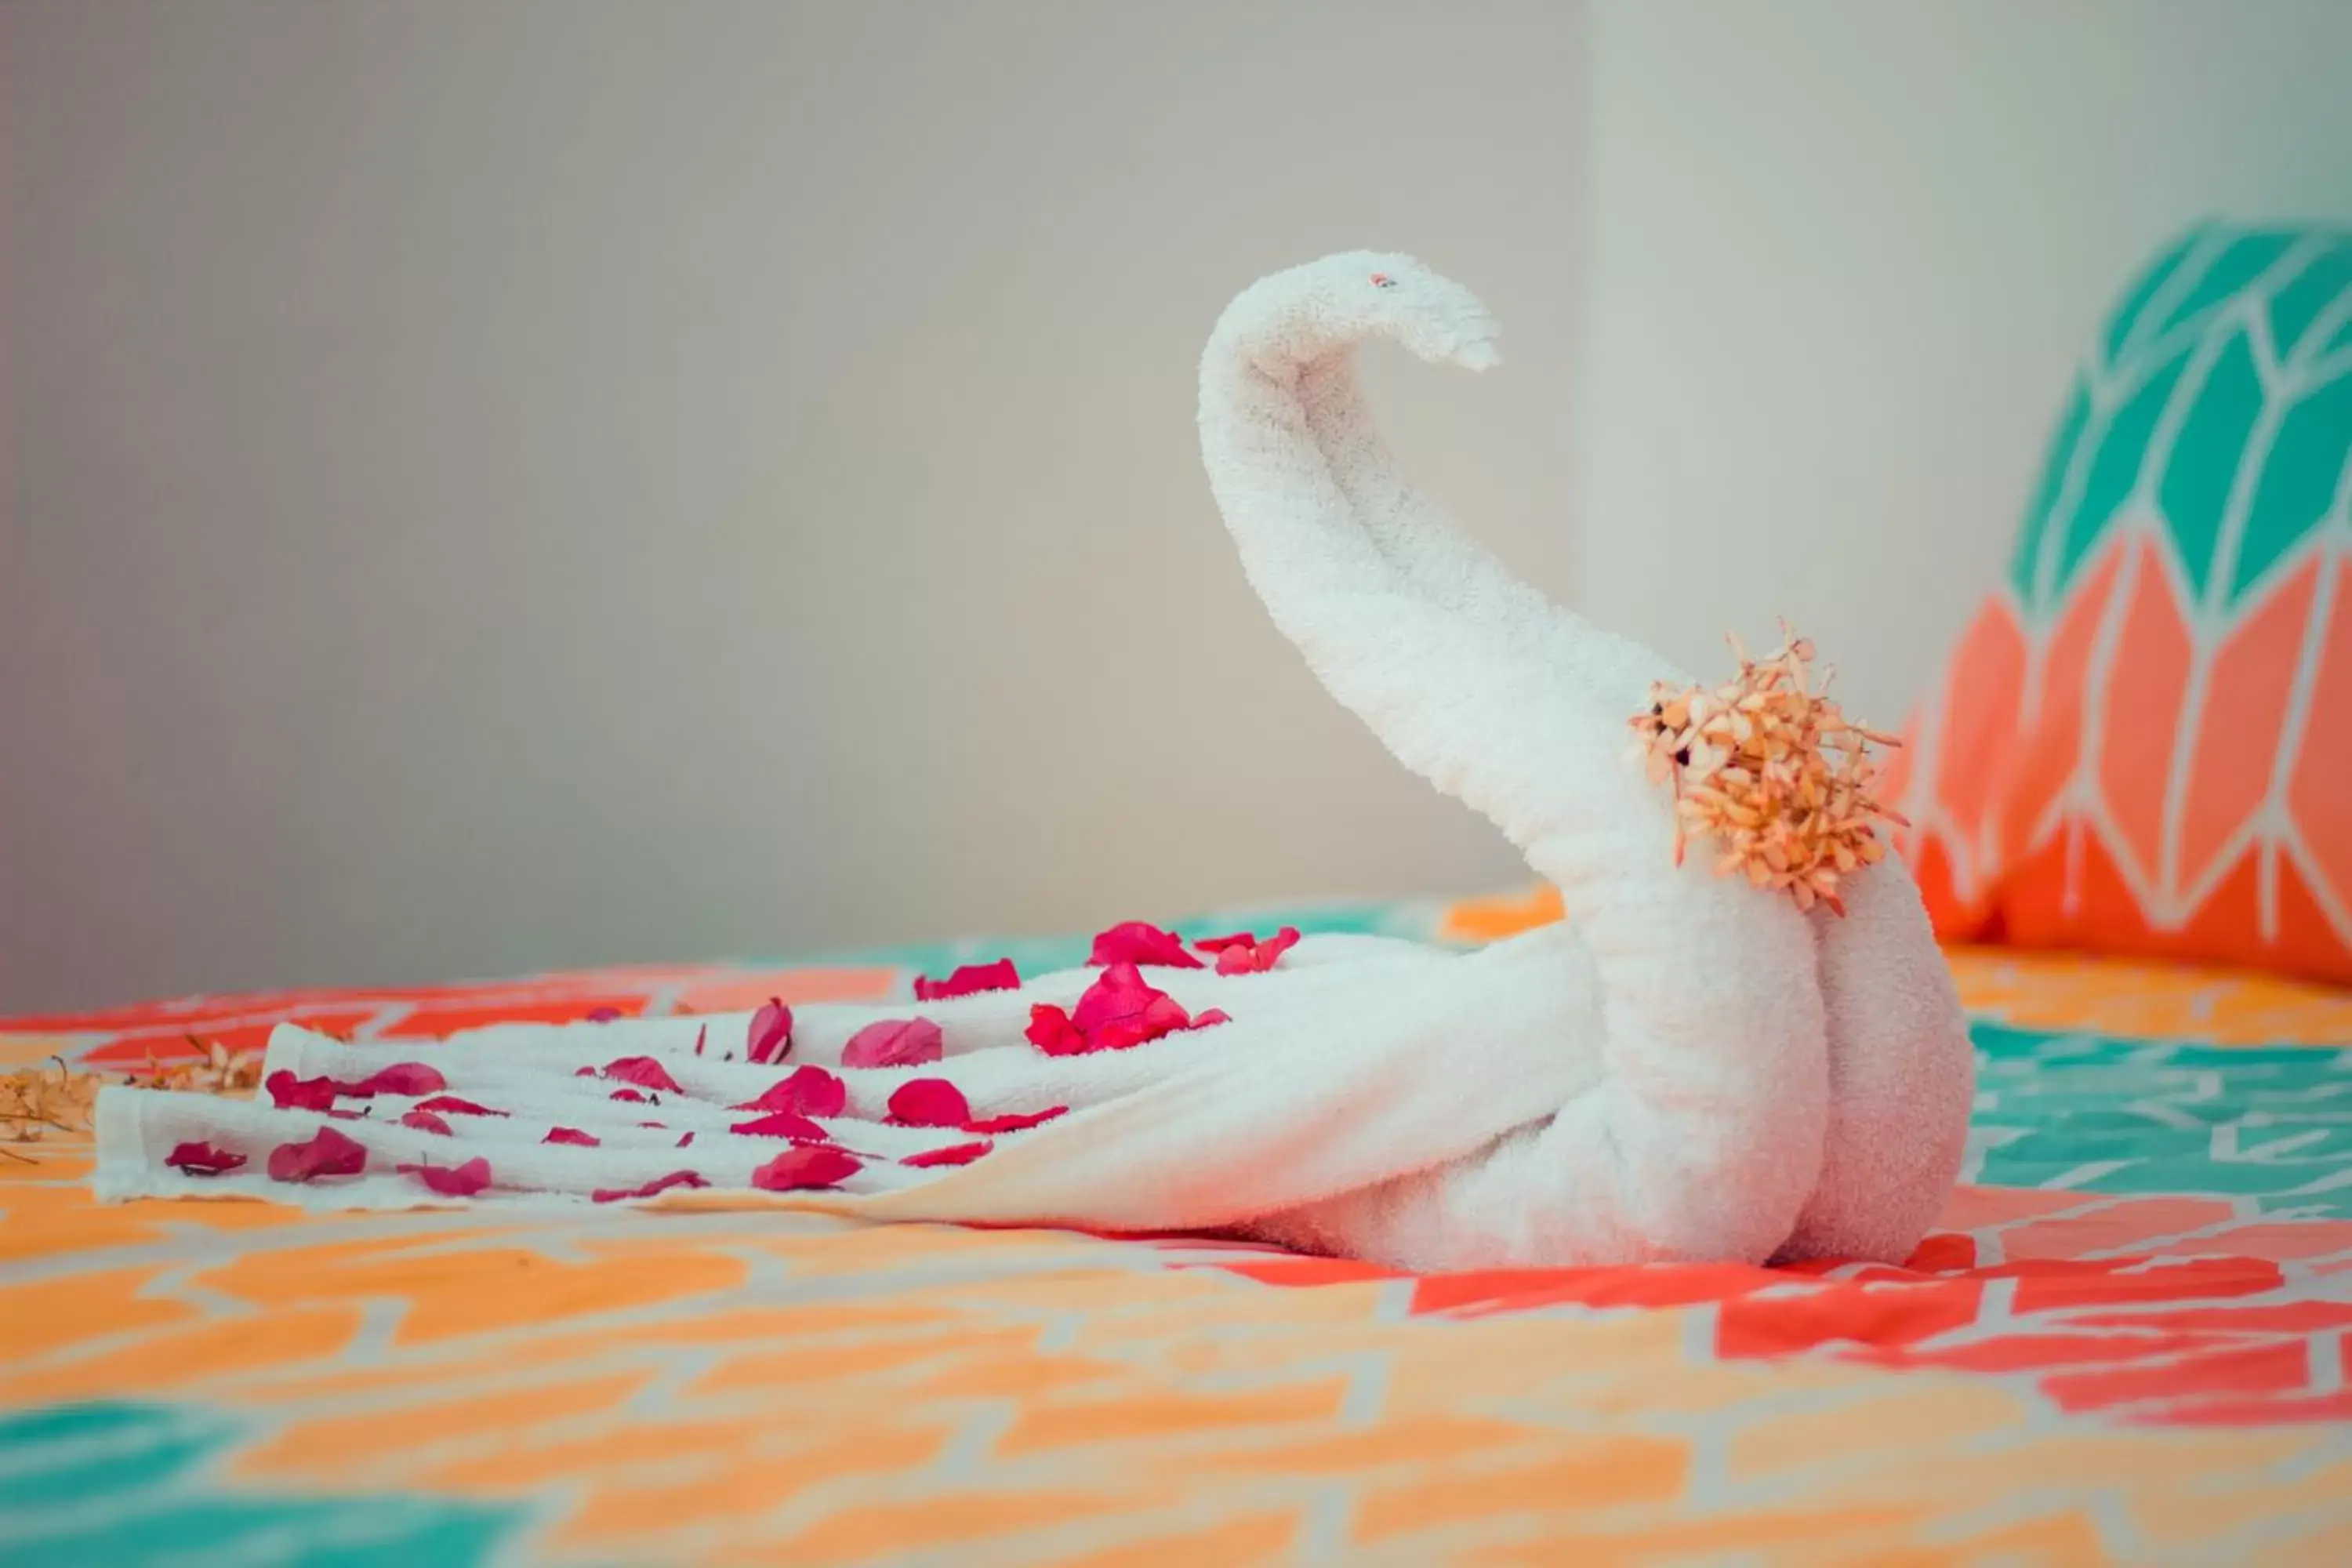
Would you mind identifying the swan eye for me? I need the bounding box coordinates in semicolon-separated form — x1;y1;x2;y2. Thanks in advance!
1369;273;1396;289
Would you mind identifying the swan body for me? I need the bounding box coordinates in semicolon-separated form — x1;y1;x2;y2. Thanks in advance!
96;252;1972;1270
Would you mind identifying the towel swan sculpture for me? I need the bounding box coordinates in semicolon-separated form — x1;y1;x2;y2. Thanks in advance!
96;252;1973;1270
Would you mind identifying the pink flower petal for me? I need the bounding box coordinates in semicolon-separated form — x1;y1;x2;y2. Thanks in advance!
746;998;793;1065
400;1109;455;1137
1192;931;1256;953
397;1156;492;1197
693;1024;707;1056
165;1140;245;1176
750;1145;862;1192
1192;1008;1232;1028
601;1055;683;1093
677;1131;695;1148
913;958;1021;1001
608;1087;650;1104
636;1120;666;1129
1025;1004;1087;1056
414;1094;507;1118
267;1125;368;1184
352;1062;449;1097
1087;920;1203;968
573;1066;597;1077
544;1126;600;1146
1210;925;1302;975
964;1106;1069;1134
732;1065;848;1118
265;1071;342;1112
902;1140;992;1168
593;1169;707;1203
728;1109;829;1142
887;1077;973;1127
842;1018;944;1069
586;1006;623;1022
1069;963;1196;1051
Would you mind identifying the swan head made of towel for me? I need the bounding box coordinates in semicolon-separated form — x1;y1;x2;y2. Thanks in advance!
92;249;1971;1275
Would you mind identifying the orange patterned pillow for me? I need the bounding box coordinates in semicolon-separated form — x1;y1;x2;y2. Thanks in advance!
1885;222;2352;985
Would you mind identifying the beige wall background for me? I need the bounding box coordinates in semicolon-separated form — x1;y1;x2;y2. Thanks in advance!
4;1;2350;1011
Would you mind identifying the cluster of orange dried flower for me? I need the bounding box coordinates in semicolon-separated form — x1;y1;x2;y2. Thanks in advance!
1629;624;1906;916
2;1037;263;1157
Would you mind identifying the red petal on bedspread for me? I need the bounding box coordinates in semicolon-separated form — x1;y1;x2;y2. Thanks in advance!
267;1126;368;1184
165;1141;246;1176
608;1087;650;1104
913;958;1021;1000
730;1109;829;1142
414;1094;508;1118
963;1106;1068;1134
592;1170;707;1203
1025;1004;1087;1055
887;1078;972;1127
902;1139;991;1168
265;1071;343;1112
842;1018;944;1069
1087;920;1203;968
400;1109;455;1137
353;1062;449;1097
746;999;793;1065
397;1156;492;1197
733;1064;848;1118
750;1145;862;1191
1209;925;1301;975
601;1055;683;1093
1071;963;1196;1051
544;1126;600;1146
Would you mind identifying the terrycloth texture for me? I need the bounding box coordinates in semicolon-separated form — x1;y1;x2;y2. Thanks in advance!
91;252;1971;1269
1884;221;2352;985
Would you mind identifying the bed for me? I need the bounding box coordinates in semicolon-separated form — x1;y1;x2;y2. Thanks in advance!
7;890;2351;1565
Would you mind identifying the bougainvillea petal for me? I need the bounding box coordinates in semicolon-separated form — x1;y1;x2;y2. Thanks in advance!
413;1094;507;1118
1210;925;1303;975
1025;1004;1087;1056
1192;931;1255;953
750;1145;862;1192
732;1064;847;1118
543;1126;600;1146
586;1006;622;1022
913;958;1021;1001
636;1121;666;1130
267;1125;368;1184
677;1131;695;1147
265;1071;342;1112
887;1077;973;1127
573;1066;597;1077
608;1087;650;1104
165;1141;245;1176
1192;1008;1232;1028
397;1157;492;1197
1087;920;1203;968
746;999;793;1065
400;1109;455;1137
963;1105;1069;1134
601;1055;684;1093
842;1018;944;1069
353;1062;449;1097
693;1024;707;1056
592;1170;707;1203
902;1140;991;1168
728;1109;829;1142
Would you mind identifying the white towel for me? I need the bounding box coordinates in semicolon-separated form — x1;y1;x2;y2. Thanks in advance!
94;252;1972;1270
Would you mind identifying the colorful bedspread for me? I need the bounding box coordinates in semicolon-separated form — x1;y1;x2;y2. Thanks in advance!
7;894;2352;1565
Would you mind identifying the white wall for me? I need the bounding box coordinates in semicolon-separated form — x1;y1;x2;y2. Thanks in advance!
2;1;1588;1010
1577;0;2352;728
12;2;2352;1013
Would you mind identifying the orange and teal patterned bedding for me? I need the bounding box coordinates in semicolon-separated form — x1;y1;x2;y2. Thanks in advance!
8;893;2352;1564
